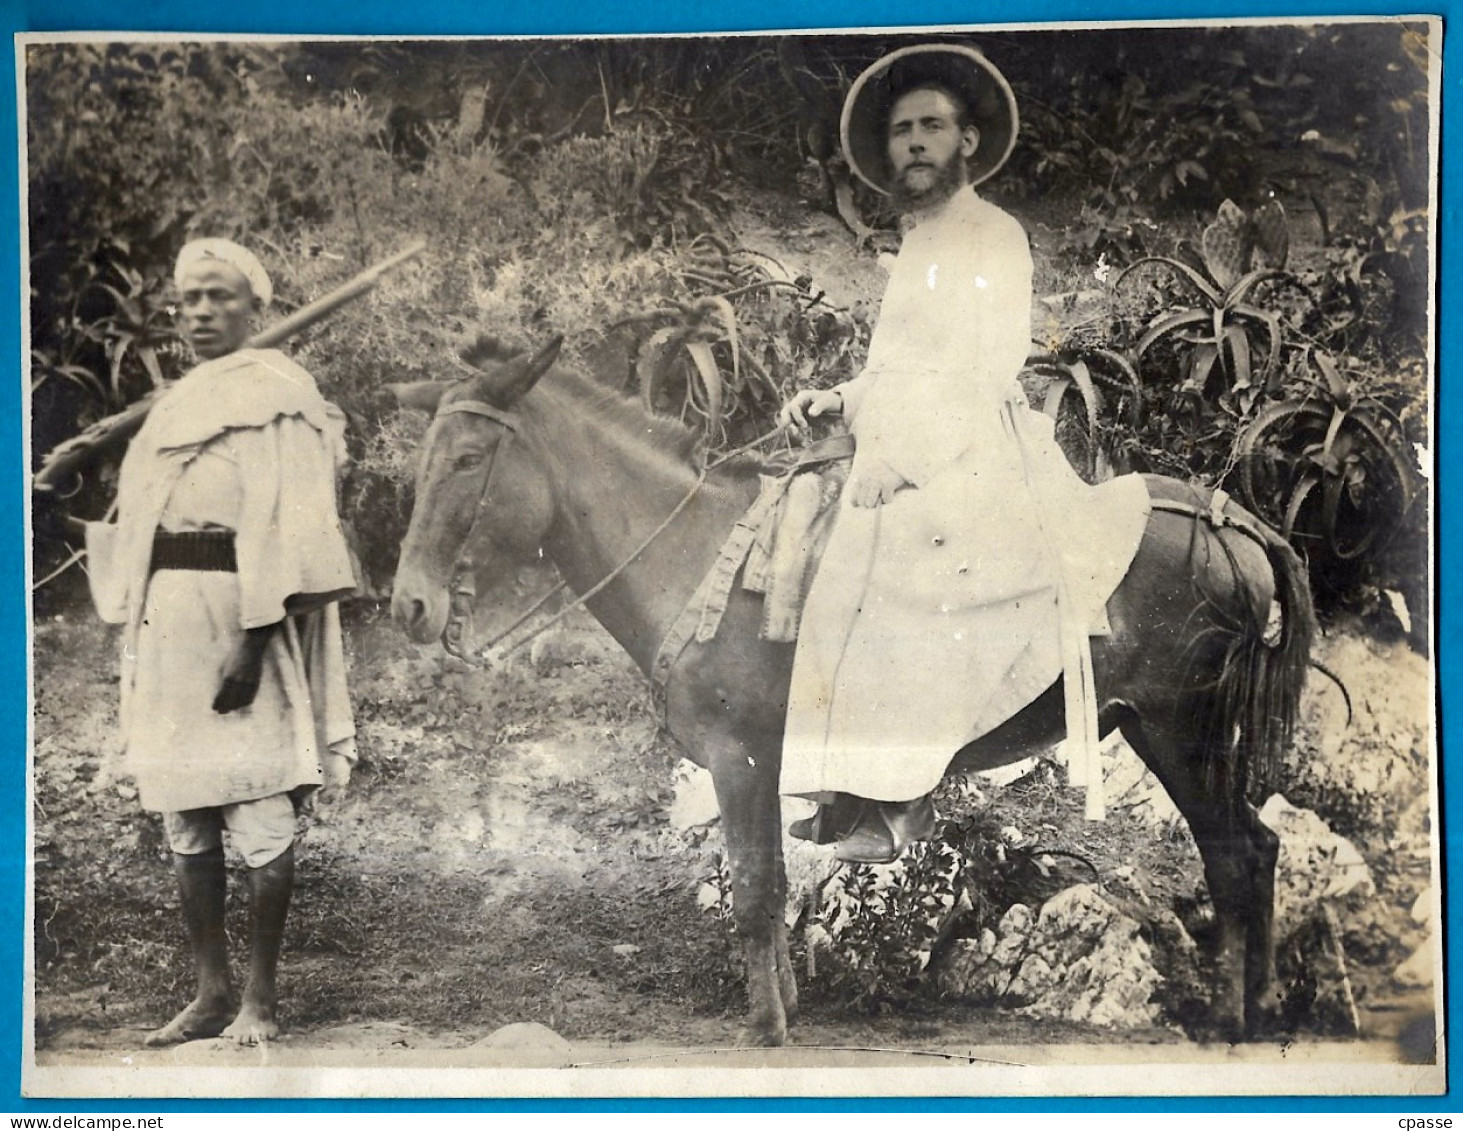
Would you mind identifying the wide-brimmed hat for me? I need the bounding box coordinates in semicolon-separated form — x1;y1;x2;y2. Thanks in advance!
840;43;1019;195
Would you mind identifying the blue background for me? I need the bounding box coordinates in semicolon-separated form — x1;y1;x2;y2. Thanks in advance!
1;0;1453;1113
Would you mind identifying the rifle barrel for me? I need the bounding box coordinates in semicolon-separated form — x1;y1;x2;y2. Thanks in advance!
34;240;426;494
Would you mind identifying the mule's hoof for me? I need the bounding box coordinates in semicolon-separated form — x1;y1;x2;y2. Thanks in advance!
738;1025;787;1048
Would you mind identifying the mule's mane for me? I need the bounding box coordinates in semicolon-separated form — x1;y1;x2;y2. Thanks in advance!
460;333;524;370
534;365;763;483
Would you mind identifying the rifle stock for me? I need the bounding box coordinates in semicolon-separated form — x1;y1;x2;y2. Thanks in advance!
33;240;426;494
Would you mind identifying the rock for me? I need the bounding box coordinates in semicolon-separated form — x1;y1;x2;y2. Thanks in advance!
936;884;1163;1029
472;1021;571;1052
1146;909;1207;1024
935;903;1034;1000
695;881;724;913
668;761;719;830
1014;885;1164;1028
1393;937;1435;989
1289;630;1432;845
1258;794;1375;941
1258;796;1383;1034
1101;737;1180;827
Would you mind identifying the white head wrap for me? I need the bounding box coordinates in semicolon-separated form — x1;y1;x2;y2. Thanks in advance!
173;238;273;308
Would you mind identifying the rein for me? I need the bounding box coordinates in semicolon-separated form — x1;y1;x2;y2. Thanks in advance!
438;400;788;667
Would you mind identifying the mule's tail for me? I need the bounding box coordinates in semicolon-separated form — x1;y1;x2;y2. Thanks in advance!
1212;517;1316;795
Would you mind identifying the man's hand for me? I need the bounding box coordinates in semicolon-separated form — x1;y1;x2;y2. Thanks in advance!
300;756;353;815
212;624;276;714
322;754;352;796
777;388;844;437
849;460;908;508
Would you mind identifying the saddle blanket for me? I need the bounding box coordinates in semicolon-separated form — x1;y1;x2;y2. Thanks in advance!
652;456;849;686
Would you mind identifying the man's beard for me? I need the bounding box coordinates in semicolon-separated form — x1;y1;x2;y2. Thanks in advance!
888;150;966;214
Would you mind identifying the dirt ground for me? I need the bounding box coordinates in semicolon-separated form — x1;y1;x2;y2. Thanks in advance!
29;584;1439;1091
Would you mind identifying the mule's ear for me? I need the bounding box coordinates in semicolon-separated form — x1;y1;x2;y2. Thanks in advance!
491;334;564;406
388;380;451;413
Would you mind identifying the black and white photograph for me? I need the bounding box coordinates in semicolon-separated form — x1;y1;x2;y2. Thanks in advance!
23;20;1441;1099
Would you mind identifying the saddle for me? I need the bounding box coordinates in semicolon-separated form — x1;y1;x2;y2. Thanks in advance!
651;433;853;687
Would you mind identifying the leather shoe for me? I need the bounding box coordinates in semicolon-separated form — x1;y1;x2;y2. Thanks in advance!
833;794;937;865
788;813;821;842
788;794;865;845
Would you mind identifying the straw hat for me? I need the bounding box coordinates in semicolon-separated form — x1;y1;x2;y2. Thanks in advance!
840;43;1019;195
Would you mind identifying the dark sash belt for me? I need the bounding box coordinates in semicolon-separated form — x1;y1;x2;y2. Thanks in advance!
150;530;238;573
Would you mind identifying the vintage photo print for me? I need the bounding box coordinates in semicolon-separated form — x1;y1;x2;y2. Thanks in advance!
23;18;1441;1099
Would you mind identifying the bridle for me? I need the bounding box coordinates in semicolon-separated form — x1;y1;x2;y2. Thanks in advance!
431;397;534;664
432;394;789;668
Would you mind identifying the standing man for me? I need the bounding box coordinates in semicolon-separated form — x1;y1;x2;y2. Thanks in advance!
777;45;1149;864
87;239;357;1045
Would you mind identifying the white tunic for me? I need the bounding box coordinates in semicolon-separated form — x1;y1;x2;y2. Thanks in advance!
93;349;358;813
780;186;1149;802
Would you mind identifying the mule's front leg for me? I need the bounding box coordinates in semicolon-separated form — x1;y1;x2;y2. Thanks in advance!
708;739;790;1047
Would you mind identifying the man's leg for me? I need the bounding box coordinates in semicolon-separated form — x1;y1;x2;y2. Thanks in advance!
220;795;299;1044
144;842;236;1047
221;843;293;1044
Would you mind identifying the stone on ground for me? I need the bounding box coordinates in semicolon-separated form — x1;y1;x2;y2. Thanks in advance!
936;883;1164;1029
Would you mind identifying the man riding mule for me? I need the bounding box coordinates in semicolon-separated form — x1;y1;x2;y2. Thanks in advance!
776;45;1150;864
390;45;1313;1047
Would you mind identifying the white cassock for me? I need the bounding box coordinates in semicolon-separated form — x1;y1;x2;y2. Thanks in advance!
780;184;1150;802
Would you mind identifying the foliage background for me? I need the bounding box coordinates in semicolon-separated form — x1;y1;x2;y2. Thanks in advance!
27;26;1432;619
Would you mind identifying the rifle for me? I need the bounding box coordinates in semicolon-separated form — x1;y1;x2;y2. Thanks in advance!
33;239;427;494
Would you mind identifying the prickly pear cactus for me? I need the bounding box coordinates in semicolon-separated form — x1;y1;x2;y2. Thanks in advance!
1201;198;1290;288
1251;198;1290;269
1200;199;1251;289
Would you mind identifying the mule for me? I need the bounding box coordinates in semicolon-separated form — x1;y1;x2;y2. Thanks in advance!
390;335;1314;1046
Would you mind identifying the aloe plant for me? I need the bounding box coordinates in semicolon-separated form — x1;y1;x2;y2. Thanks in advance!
1236;349;1419;565
1025;347;1143;482
1117;199;1291;419
620;236;863;453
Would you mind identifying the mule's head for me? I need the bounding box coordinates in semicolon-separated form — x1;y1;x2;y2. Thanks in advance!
390;335;562;644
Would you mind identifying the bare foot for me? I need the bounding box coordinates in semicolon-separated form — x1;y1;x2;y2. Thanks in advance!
221;1002;279;1045
143;997;236;1047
